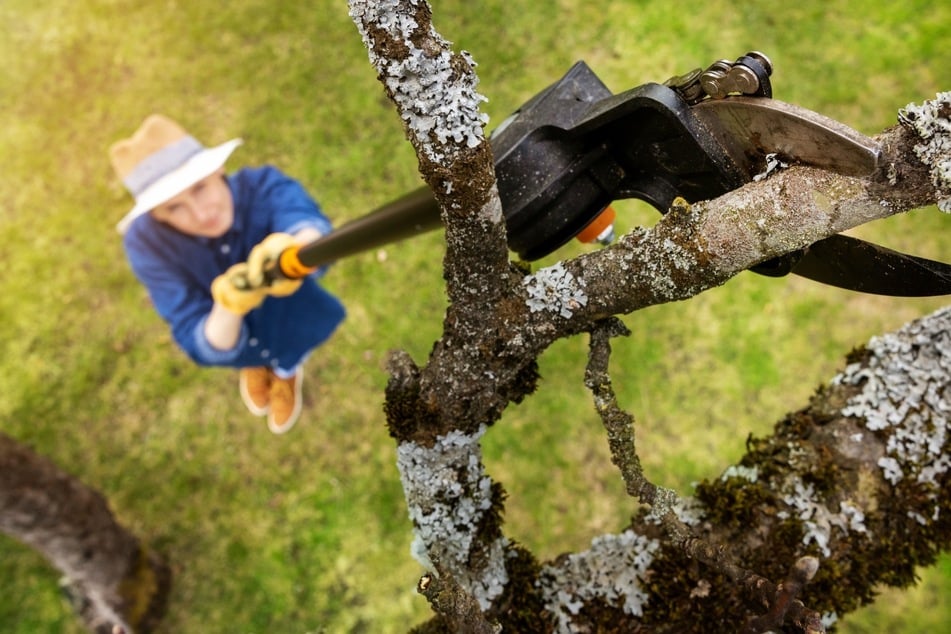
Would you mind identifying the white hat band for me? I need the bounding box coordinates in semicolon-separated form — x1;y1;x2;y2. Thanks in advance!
123;135;204;197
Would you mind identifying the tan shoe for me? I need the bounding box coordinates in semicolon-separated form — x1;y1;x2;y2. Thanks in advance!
268;373;302;434
239;367;271;416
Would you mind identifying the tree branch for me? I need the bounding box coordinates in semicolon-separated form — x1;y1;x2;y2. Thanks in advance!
351;1;951;631
0;433;170;634
538;305;951;631
585;318;826;633
416;567;502;634
532;124;939;333
584;318;646;499
347;0;508;307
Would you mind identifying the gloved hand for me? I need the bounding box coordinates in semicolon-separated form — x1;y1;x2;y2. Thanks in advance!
211;263;268;315
247;233;304;297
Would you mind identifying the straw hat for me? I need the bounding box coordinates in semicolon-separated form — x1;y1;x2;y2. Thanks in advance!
110;114;242;233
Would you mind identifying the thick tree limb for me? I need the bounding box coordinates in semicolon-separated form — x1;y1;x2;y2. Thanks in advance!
351;1;951;631
537;304;951;632
416;567;502;634
350;0;522;445
0;432;170;634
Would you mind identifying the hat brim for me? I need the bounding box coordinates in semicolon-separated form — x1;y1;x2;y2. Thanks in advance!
116;138;243;234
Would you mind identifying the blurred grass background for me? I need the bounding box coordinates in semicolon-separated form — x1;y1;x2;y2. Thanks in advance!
1;0;949;631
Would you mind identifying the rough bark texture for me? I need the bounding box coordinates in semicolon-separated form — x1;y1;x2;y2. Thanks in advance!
0;432;170;633
531;306;951;632
350;2;951;632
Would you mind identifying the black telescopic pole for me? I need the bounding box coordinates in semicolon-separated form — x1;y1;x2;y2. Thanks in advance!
292;186;442;272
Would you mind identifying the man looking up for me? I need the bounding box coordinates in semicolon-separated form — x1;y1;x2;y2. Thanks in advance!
110;114;345;434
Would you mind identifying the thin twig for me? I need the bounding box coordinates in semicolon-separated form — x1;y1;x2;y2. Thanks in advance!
584;321;825;634
584;318;647;500
741;557;824;634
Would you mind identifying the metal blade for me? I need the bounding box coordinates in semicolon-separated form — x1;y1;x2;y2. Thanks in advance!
691;98;951;296
691;97;881;177
788;234;951;296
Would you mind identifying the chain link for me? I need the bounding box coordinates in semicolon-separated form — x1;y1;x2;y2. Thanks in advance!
664;51;773;105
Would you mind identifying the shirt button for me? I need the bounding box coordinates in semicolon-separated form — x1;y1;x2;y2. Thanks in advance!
220;244;231;254
260;349;270;358
249;338;259;347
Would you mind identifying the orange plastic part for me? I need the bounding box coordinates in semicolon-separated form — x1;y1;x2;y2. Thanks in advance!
575;206;616;243
278;245;319;280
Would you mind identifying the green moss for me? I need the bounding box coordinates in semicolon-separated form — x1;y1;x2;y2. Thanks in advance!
694;473;778;529
638;546;748;632
118;546;171;633
491;545;552;633
410;544;552;633
383;355;442;442
498;359;541;408
844;346;871;367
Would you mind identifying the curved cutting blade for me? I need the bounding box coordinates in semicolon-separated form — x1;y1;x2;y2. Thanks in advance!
692;97;951;296
790;234;951;296
691;97;881;177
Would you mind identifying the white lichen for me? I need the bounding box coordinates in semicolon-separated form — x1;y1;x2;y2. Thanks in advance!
834;305;951;524
753;152;789;182
838;500;869;534
899;91;951;212
721;464;760;483
670;494;706;526
396;425;508;610
822;611;839;628
523;262;588;318
537;529;660;633
878;456;904;485
636;230;701;300
908;510;929;526
775;475;869;558
349;0;489;163
639;487;705;529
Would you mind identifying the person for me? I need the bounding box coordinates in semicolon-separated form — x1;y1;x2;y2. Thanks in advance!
109;114;346;434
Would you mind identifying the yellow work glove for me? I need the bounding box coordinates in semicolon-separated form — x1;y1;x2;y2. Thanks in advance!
246;232;304;297
211;263;268;315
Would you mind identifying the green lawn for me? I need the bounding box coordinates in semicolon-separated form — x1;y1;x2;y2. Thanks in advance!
1;0;950;631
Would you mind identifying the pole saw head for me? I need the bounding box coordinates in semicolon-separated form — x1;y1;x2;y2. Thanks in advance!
280;52;951;296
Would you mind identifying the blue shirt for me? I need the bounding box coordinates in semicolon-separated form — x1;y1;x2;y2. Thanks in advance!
123;166;346;371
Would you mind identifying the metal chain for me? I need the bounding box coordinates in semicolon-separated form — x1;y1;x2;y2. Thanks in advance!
664;51;773;105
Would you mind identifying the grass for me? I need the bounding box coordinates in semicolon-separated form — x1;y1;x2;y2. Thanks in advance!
1;0;950;631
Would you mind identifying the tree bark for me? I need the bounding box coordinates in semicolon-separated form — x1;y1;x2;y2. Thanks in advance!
533;305;951;632
0;432;170;634
349;2;951;631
